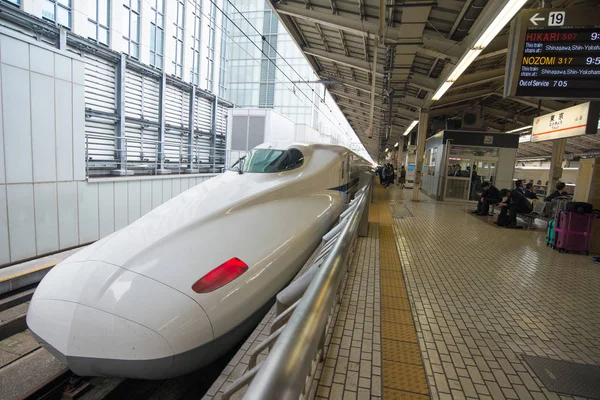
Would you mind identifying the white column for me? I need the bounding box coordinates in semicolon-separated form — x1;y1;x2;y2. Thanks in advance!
548;138;567;192
412;109;429;201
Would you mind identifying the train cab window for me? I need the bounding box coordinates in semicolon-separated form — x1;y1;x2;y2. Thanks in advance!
240;148;304;173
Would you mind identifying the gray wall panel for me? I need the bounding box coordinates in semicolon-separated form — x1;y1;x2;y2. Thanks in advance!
30;46;54;77
98;182;115;238
2;65;32;183
57;181;79;249
72;58;85;86
140;181;152;216
77;182;99;244
172;178;181;197
162;180;172;203
55;53;71;82
0;35;29;70
0;70;4;184
55;79;74;181
0;186;9;265
72;83;86;180
7;184;36;260
34;183;59;254
31;72;57;182
114;181;128;231
247;116;266;150
151;180;162;209
127;181;141;224
231;115;248;150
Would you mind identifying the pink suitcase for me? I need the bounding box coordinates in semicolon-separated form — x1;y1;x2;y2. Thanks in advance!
554;211;595;255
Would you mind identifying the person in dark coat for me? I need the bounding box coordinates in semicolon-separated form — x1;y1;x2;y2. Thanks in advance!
496;188;533;228
472;181;502;215
544;182;570;202
399;166;406;188
515;179;526;194
523;183;537;200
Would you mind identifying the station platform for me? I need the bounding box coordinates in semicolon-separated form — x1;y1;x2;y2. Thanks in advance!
206;184;600;400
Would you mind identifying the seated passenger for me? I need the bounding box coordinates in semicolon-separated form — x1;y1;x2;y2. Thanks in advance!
472;181;502;216
496;188;533;228
544;182;570;202
515;179;526;194
523;183;537;200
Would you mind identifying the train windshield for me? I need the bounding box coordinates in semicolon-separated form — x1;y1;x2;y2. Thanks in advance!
237;149;304;173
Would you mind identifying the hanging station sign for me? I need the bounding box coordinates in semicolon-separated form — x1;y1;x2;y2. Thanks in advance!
530;102;600;142
505;8;600;99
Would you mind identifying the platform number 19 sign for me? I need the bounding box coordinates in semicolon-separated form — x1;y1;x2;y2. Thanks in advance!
548;11;565;26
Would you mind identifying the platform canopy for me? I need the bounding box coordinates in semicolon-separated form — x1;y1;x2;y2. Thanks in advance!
269;0;600;161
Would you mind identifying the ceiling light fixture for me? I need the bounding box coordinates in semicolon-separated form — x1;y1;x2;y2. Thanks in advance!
432;0;527;101
403;120;419;136
506;125;533;133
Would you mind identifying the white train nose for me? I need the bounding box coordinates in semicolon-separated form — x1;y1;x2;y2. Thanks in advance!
27;260;214;379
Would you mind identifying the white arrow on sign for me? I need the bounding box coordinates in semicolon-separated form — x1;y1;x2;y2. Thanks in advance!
530;12;545;26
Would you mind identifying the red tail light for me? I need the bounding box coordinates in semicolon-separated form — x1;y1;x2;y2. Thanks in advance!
192;257;248;293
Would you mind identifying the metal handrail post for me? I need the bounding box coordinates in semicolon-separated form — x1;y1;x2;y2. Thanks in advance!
243;188;369;399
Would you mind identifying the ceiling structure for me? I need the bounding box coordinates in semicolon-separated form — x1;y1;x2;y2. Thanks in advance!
269;0;600;161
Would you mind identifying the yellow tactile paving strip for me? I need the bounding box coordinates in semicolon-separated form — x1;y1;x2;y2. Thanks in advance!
373;185;431;399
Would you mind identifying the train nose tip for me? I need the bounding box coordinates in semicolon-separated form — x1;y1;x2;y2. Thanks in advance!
27;260;214;379
27;299;175;377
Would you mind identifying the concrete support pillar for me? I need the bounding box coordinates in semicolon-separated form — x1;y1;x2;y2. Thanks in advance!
412;109;429;201
111;54;133;176
185;86;198;173
548;138;567;192
156;72;170;174
56;27;67;50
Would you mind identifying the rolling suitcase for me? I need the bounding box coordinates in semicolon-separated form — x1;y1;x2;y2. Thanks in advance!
554;211;595;255
546;219;556;248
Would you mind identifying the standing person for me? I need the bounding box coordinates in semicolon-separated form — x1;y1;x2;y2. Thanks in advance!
399;166;406;188
386;164;394;187
381;165;388;187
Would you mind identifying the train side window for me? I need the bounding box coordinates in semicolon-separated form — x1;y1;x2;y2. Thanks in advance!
279;148;304;171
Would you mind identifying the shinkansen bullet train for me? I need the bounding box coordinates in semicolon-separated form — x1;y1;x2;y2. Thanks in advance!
27;142;372;379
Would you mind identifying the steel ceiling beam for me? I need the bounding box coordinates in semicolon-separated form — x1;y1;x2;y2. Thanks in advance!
329;88;384;106
450;68;505;91
431;88;496;108
429;104;472;117
334;96;385;111
482;106;532;126
324;75;377;94
409;73;439;92
303;46;385;76
273;3;463;57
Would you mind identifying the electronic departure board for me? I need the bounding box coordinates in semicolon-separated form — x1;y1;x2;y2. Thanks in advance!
505;9;600;99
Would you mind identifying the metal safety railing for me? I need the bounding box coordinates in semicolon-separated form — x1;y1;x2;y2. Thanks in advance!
85;133;230;177
220;181;371;400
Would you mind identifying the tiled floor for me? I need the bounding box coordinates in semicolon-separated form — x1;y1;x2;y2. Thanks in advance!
314;221;382;400
381;185;600;400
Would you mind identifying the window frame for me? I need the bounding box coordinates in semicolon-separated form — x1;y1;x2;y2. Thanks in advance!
190;1;202;85
149;0;165;69
123;0;140;58
87;0;111;46
41;0;72;29
172;0;185;78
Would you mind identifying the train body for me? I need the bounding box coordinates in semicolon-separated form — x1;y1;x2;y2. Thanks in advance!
27;142;372;379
